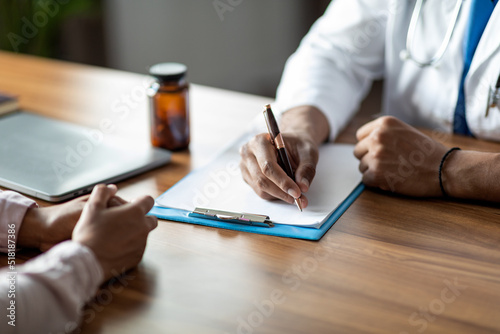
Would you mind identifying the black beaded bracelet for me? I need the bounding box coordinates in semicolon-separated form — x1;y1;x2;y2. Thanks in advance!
438;147;461;197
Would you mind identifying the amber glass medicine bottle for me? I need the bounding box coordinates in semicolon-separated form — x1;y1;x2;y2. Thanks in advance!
148;63;190;151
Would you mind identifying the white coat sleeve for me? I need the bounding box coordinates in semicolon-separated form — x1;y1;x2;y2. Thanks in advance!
276;0;389;140
0;241;103;334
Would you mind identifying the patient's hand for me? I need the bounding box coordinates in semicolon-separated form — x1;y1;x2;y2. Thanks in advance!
72;184;158;282
19;195;89;251
18;188;129;252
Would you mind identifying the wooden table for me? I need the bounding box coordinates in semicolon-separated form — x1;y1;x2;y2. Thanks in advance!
1;51;499;334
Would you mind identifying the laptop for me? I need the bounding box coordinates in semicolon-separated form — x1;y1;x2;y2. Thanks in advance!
0;111;171;202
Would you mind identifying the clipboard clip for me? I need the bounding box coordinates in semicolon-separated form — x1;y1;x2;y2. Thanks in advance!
191;207;274;228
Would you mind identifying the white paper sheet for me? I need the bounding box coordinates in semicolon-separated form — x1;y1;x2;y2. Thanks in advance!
156;135;362;228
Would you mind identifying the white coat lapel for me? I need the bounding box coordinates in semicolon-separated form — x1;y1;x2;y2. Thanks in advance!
468;5;500;75
465;6;500;140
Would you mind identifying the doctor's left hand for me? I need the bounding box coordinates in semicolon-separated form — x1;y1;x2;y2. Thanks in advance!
354;116;448;197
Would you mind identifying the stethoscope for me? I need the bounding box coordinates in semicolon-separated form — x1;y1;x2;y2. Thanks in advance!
399;0;465;67
400;0;500;116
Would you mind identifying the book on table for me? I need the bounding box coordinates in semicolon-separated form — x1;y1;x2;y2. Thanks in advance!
0;92;19;115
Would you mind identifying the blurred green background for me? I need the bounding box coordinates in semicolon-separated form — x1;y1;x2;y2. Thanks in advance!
0;0;329;97
0;0;105;65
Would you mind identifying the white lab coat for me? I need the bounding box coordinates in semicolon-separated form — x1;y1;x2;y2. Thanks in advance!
276;0;500;141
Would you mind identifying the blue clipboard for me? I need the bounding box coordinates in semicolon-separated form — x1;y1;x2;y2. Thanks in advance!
150;183;364;241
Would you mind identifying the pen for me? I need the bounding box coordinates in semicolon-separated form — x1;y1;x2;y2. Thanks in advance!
493;74;500;108
486;73;500;117
263;104;303;212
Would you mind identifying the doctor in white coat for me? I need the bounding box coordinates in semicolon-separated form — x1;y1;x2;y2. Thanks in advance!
240;0;500;206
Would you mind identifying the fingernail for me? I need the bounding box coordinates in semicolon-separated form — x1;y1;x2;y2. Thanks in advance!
288;188;300;199
301;178;310;189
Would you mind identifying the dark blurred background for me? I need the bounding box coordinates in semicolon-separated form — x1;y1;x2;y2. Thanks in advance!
0;0;330;97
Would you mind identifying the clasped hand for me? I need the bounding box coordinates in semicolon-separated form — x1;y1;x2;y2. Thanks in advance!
354;116;447;197
18;184;158;282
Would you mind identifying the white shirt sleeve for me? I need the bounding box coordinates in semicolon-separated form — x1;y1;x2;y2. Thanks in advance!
0;241;103;334
275;0;389;140
0;190;37;253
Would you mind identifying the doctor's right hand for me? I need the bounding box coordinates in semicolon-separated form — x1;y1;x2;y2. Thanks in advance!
239;106;330;209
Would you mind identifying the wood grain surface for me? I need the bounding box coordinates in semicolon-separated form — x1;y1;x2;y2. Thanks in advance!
0;51;499;334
